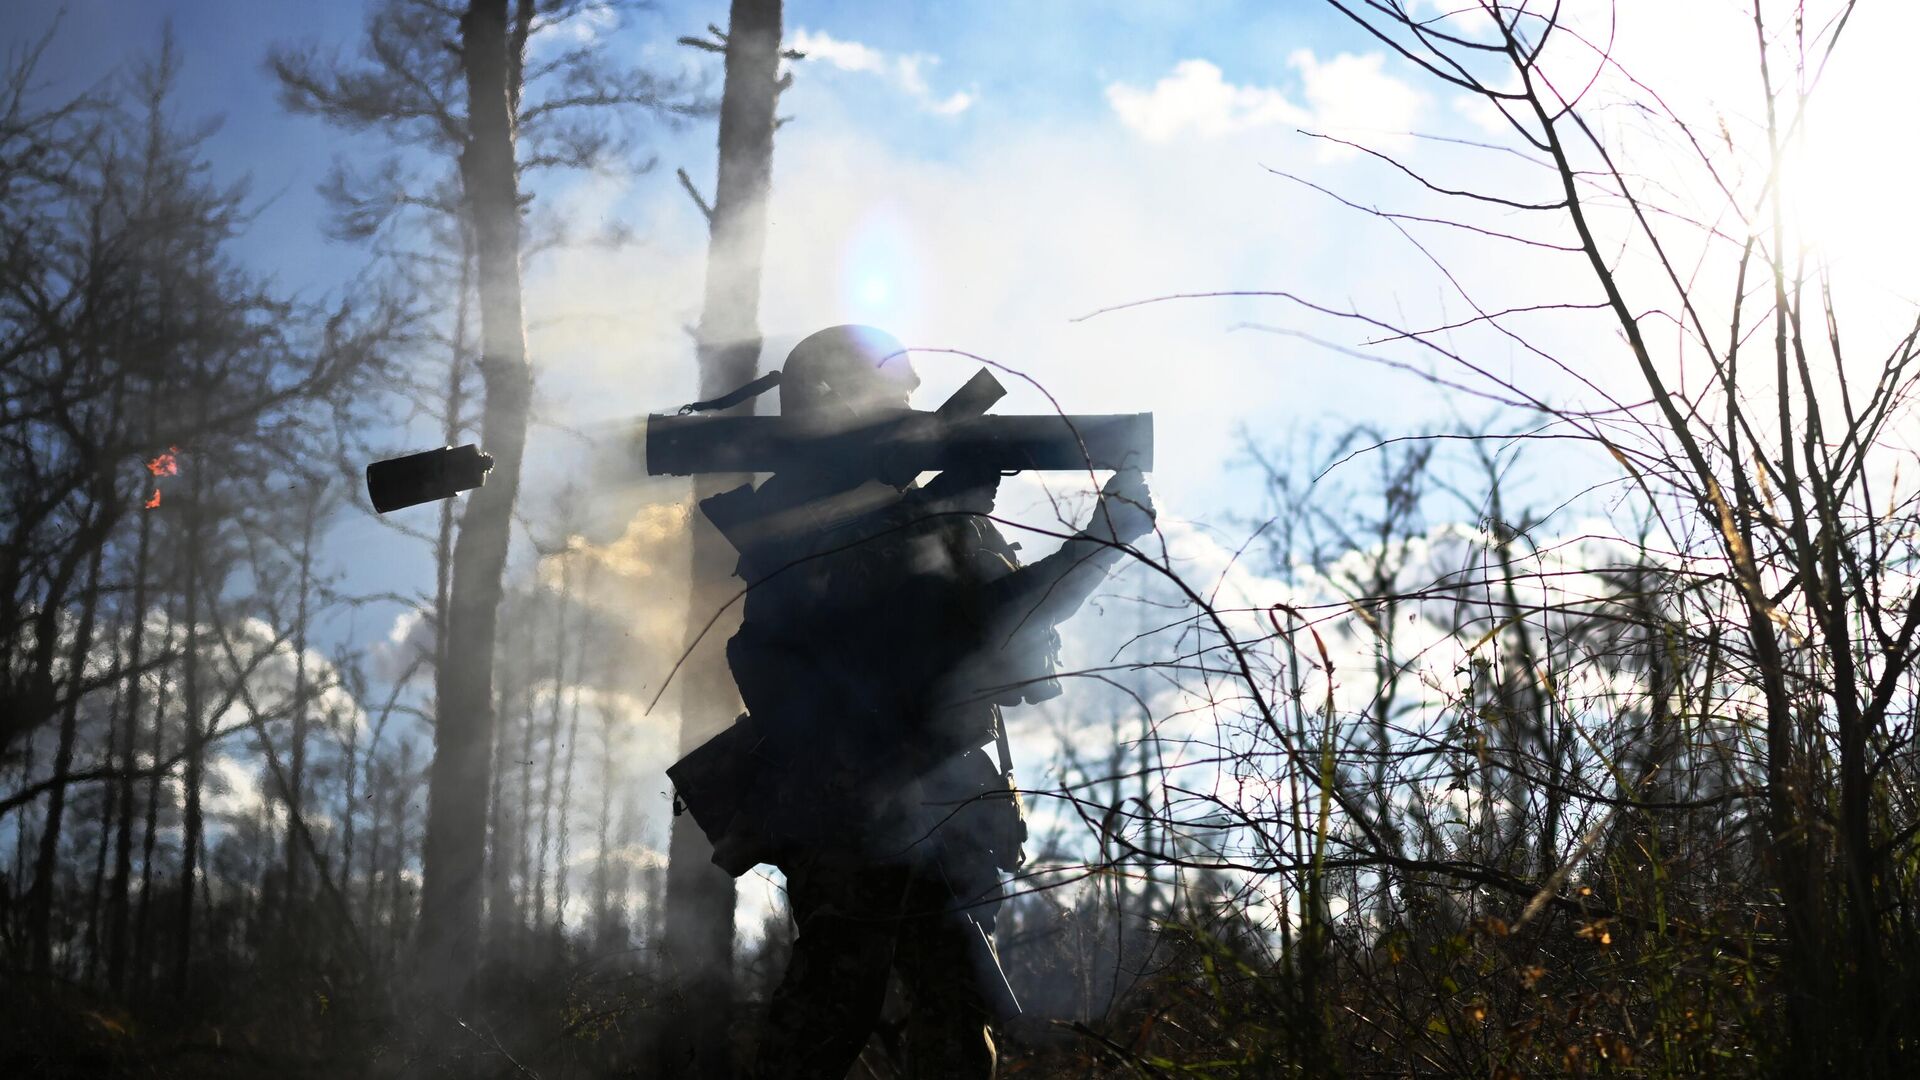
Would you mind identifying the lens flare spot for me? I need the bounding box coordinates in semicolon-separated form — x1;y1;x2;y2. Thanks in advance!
839;208;921;327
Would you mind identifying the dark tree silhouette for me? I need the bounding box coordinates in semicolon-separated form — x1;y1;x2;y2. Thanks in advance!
268;0;696;1006
660;2;788;1074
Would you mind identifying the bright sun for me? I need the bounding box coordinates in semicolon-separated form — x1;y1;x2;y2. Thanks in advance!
1758;69;1918;308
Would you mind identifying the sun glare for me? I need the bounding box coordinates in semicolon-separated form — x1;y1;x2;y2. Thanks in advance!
839;207;921;328
1756;70;1919;307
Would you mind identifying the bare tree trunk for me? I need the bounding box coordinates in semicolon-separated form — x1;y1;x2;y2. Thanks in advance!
28;530;107;973
339;694;357;897
107;509;152;993
364;760;387;950
592;702;615;944
438;236;474;689
661;2;783;1074
14;518;93;763
11;736;30;904
131;603;172;995
283;489;317;931
174;507;202;994
555;625;585;932
485;661;515;951
638;810;664;952
416;0;536;1005
84;638;127;986
391;741;414;962
518;674;537;931
534;566;570;930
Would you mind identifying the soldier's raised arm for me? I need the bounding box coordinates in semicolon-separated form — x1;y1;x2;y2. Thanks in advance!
987;466;1156;633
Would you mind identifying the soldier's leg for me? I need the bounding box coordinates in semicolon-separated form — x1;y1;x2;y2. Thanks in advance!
756;862;906;1080
897;922;997;1079
893;874;1000;1080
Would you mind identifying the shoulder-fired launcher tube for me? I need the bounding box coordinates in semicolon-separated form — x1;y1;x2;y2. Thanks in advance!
642;411;1154;476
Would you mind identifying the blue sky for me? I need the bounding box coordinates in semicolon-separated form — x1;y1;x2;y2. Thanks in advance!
20;1;1384;296
15;0;1636;667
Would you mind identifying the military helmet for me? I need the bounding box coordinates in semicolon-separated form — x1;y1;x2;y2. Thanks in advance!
780;324;919;416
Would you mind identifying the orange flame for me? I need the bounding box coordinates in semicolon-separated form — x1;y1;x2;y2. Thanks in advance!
146;447;180;477
142;446;179;510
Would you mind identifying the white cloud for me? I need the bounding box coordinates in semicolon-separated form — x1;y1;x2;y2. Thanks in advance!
1106;59;1308;142
1287;50;1426;145
368;607;434;686
529;2;618;51
204;754;269;824
1106;52;1425;154
1453;90;1513;135
789;28;975;116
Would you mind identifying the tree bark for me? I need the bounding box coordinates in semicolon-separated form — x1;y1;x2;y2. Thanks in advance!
174;467;205;993
284;489;317;930
28;530;107;973
593;704;615;943
391;741;414;961
533;568;569;929
518;668;537;935
339;708;357;898
83;663;120;986
555;630;584;931
661;0;783;1074
484;661;516;952
131;603;173;994
416;0;536;1006
364;760;386;947
107;508;152;993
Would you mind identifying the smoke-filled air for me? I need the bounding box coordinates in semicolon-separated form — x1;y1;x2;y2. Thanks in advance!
8;1;1920;1077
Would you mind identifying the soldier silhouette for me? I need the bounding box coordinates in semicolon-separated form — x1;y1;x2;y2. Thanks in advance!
667;325;1154;1079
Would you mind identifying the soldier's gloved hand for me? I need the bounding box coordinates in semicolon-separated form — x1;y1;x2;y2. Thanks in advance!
1091;466;1156;545
923;464;1000;514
